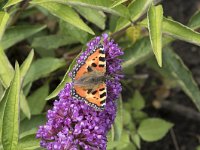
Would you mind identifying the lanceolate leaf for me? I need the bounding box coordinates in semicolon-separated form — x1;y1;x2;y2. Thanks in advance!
115;131;131;149
122;37;152;71
18;50;35;119
0;25;46;50
162;17;200;46
31;0;129;17
0;11;9;41
2;63;21;150
107;128;130;150
32;34;78;49
0;46;14;88
23;57;66;86
33;1;94;34
74;6;106;30
28;83;49;115
0;87;9;143
68;0;129;17
163;48;200;111
132;134;141;149
3;0;23;8
188;10;200;29
0;83;4;99
59;21;89;44
140;17;200;46
45;56;76;100
20;114;46;135
113;95;123;141
122;36;174;72
18;134;40;150
115;0;152;31
147;4;163;67
20;92;31;119
111;0;128;8
20;50;34;83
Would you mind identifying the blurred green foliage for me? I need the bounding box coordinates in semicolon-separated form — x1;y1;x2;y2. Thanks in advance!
0;0;200;149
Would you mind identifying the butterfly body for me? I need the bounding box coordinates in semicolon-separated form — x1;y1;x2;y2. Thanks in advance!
73;70;105;89
71;44;107;110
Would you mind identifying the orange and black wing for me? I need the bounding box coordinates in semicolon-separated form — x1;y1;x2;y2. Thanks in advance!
72;83;106;110
71;44;106;81
71;44;106;110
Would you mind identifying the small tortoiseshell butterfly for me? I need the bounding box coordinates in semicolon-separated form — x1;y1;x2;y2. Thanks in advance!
71;44;106;110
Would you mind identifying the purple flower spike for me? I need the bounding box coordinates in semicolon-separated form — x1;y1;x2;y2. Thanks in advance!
36;34;123;150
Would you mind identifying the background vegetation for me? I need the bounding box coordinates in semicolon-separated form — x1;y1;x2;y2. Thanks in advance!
0;0;200;150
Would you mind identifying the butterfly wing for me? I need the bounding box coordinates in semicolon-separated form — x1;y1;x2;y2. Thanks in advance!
72;45;106;81
72;83;106;109
71;44;106;110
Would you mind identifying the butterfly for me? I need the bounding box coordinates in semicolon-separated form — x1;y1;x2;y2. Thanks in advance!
71;44;107;110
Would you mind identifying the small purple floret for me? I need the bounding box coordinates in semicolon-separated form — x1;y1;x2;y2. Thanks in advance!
36;34;123;150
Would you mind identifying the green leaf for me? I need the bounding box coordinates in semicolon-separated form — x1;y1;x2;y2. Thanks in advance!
59;21;88;44
196;145;200;150
0;11;9;41
163;17;200;46
45;54;77;100
0;1;8;9
0;46;14;88
107;129;131;150
0;83;4;100
132;110;148;121
115;0;152;31
0;25;46;50
33;1;94;34
122;109;131;126
119;143;137;150
23;57;66;86
122;36;175;72
147;58;178;89
70;0;129;17
131;90;145;110
147;4;163;67
122;37;152;72
23;83;32;96
107;141;119;150
162;48;200;111
188;10;200;29
0;86;9;143
0;144;3;150
20;114;46;135
18;134;40;150
113;95;123;141
132;134;141;149
107;127;119;150
3;0;23;8
31;0;129;17
28;83;49;115
116;131;130;150
32;34;78;49
74;6;106;30
138;118;173;142
20;92;31;119
111;0;128;8
141;17;200;46
109;15;119;32
2;62;21;150
20;50;34;83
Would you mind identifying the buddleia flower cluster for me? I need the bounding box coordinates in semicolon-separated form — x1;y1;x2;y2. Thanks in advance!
36;34;124;150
